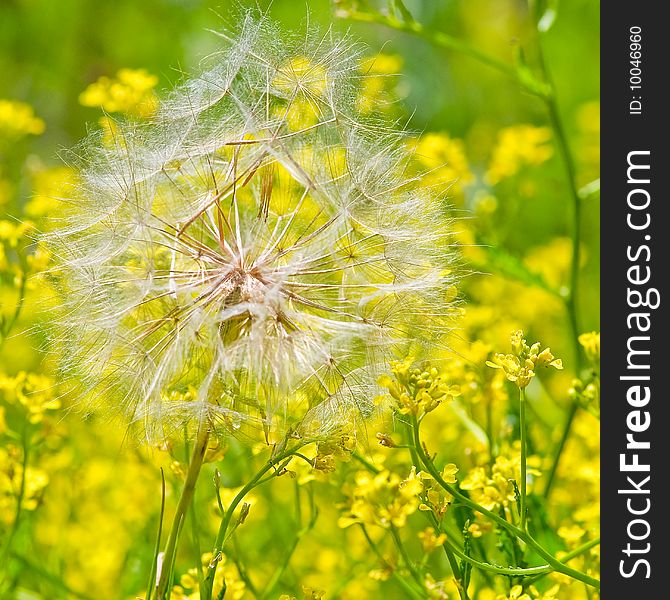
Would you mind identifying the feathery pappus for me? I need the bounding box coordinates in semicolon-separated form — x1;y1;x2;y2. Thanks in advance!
47;13;459;445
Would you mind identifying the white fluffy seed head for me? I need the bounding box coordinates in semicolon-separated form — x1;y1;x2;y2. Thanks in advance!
47;13;459;445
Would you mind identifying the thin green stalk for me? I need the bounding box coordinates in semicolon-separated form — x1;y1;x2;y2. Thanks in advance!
200;443;304;600
543;402;579;499
0;269;27;349
230;536;259;597
562;536;600;562
519;388;528;531
389;525;426;594
8;552;95;600
261;485;318;599
525;535;600;587
533;21;586;500
424;512;474;599
352;451;382;474
0;423;30;581
342;11;548;97
359;524;426;600
145;469;167;600
155;422;210;599
439;532;551;578
408;416;599;590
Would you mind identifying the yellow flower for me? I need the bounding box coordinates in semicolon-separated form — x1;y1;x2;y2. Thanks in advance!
486;330;562;389
0;446;49;515
409;133;474;197
486;125;553;184
461;447;541;513
273;56;328;97
0;99;45;140
557;523;586;546
338;467;423;529
0;220;34;248
578;331;600;363
357;54;404;114
467;522;484;538
26;166;77;219
440;463;459;484
0;372;60;424
418;527;447;553
79;68;158;117
378;360;460;417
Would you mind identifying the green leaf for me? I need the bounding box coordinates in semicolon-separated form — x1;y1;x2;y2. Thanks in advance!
474;239;562;299
388;0;415;24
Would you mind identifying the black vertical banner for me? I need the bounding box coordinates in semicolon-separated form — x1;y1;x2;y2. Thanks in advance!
601;3;669;596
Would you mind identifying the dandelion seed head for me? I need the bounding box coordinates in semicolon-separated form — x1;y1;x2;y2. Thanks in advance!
48;12;459;445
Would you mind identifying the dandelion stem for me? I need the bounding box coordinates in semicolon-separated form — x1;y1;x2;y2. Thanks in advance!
155;421;210;600
145;469;166;600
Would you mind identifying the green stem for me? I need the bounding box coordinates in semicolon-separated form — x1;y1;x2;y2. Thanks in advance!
230;536;259;597
0;423;30;580
524;536;600;587
562;536;600;562
424;512;475;599
155;421;210;599
8;552;95;600
440;533;551;577
408;416;599;590
145;469;167;600
0;269;27;349
519;388;528;531
389;525;427;595
543;401;578;499
352;451;382;474
342;11;548;97
200;444;304;600
533;21;585;500
359;525;425;600
261;486;318;599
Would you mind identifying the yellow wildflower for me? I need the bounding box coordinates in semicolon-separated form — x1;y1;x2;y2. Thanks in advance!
273;56;328;97
79;68;158;117
409;133;474;196
0;99;45;140
440;463;459;484
486;330;562;389
557;523;586;546
486;125;553;184
378;359;460;417
0;220;33;248
0;446;49;516
358;54;403;114
578;331;600;364
338;467;423;529
0;372;60;424
418;527;447;553
461;446;541;513
26;166;77;219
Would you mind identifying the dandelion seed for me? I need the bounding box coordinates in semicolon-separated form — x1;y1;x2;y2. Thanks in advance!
47;13;458;445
